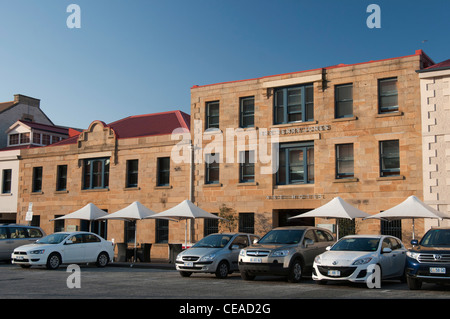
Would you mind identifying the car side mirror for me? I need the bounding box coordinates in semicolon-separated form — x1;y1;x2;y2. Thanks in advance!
325;246;331;251
382;247;392;254
304;239;314;247
411;239;418;246
253;239;259;244
231;244;240;250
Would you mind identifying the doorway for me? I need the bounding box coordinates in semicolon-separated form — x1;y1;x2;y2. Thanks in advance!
274;209;315;227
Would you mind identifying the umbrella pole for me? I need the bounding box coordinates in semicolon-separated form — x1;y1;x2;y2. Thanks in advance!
132;222;137;267
185;219;187;249
412;218;415;240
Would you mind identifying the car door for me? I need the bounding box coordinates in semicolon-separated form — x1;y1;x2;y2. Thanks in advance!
228;235;249;271
378;237;396;278
83;234;102;262
301;230;319;268
389;237;407;276
314;229;334;254
63;234;86;263
0;227;10;260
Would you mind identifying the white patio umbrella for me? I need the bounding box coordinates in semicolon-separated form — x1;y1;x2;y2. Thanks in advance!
289;197;371;239
51;203;108;232
365;195;450;239
146;199;225;248
97;201;164;264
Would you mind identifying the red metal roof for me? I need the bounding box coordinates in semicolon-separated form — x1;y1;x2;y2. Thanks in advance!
421;58;450;72
49;110;190;147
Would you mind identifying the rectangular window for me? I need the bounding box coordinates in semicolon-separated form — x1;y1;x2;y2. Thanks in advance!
336;144;354;179
56;165;68;191
205;153;220;184
239;213;255;234
157;157;170;186
83;158;110;189
9;134;19;145
335;84;353;118
126;159;139;188
2;169;12;194
204;214;219;236
277;142;314;185
124;221;136;244
240;96;254;128
33;132;41;144
156;219;169;243
42;134;51;145
379;140;400;177
378;78;398;113
20;133;30;144
32;167;43;193
274;84;313;124
206;101;219;129
239;150;255;183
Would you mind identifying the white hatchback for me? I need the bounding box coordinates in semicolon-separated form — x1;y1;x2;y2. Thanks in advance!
313;235;407;285
11;231;114;269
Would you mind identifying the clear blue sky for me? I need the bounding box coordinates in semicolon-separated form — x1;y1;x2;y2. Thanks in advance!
1;0;449;129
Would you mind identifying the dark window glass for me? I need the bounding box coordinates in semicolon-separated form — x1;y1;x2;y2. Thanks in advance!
380;140;400;177
335;84;353;118
240;96;254;128
126;159;139;188
336;144;354;179
32;167;43;192
206;101;220;129
83;158;110;189
157;157;170;186
379;78;398;113
56;165;68;191
2;169;12;194
274;84;314;124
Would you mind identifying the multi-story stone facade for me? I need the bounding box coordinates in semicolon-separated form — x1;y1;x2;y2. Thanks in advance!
417;58;450;229
190;50;434;243
17;111;191;259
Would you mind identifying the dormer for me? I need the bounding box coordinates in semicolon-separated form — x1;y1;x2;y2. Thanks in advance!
6;120;69;148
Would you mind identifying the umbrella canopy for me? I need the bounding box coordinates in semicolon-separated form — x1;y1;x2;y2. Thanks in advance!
365;195;450;238
146;200;224;247
97;201;158;221
51;203;108;221
289;197;370;238
97;201;160;264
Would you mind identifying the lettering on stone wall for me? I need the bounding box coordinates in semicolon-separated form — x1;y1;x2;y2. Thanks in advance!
266;194;324;200
262;125;331;136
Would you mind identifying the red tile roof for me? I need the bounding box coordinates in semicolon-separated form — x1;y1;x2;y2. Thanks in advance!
50;110;190;147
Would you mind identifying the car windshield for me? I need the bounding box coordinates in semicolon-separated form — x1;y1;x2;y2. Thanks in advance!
36;233;69;244
258;229;304;245
192;234;233;248
420;229;450;247
331;237;380;252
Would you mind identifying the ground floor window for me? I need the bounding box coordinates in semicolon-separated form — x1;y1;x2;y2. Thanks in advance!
156;219;169;243
239;213;254;234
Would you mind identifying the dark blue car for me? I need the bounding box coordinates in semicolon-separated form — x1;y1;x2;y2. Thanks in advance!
406;228;450;290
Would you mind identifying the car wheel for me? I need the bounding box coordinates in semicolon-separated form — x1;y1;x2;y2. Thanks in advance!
179;271;192;277
96;252;109;267
407;276;422;290
46;253;61;270
288;258;303;283
240;270;255;281
215;261;229;279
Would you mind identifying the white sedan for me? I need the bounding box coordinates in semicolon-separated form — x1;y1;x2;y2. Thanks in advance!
11;231;114;269
313;235;407;285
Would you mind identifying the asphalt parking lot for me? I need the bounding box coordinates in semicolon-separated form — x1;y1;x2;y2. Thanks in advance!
1;262;450;300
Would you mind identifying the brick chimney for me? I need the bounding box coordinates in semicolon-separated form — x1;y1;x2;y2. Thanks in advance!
14;94;40;108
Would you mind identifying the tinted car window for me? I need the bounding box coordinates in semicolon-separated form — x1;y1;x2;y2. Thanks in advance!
421;229;450;247
0;228;7;239
231;235;248;248
259;229;304;244
9;227;28;238
84;234;101;243
27;228;43;238
315;230;333;242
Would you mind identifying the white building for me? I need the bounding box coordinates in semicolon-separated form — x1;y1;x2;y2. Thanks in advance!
417;58;450;228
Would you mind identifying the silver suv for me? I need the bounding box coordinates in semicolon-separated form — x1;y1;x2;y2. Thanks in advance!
176;232;260;279
0;224;45;261
239;226;335;282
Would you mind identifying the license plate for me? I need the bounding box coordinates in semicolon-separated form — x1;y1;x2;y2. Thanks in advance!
184;262;193;267
430;267;446;274
328;270;341;277
249;257;262;263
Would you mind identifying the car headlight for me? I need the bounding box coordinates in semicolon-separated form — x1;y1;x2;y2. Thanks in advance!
314;255;322;265
200;253;216;261
239;250;246;257
271;250;290;257
352;257;372;265
29;249;45;254
406;251;420;261
176;253;183;262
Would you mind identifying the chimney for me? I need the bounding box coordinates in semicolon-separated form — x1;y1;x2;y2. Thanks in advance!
14;94;40;108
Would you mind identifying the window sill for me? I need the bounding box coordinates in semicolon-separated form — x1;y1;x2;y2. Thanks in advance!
31;191;43;195
154;185;172;189
271;121;317;129
274;183;313;189
0;193;13;196
203;183;222;188
54;190;69;194
332;116;358;122
81;188;109;193
376;175;405;181
376;111;403;118
124;187;141;191
333;178;359;183
237;181;258;186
